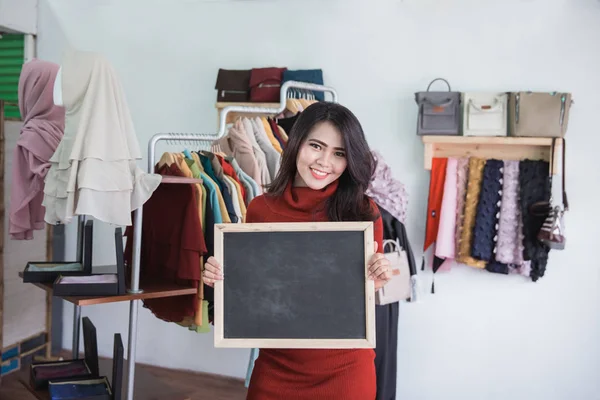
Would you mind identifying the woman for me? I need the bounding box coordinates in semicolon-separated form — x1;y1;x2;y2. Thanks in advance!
204;102;392;400
9;59;64;240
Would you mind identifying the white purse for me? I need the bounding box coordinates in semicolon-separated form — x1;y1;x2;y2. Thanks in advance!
462;92;508;136
376;239;411;305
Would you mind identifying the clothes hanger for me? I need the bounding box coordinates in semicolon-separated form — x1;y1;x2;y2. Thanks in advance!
157;151;176;168
286;90;300;114
211;142;227;157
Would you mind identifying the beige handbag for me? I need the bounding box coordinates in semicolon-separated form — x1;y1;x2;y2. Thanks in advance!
462;92;508;136
376;239;410;305
508;92;573;137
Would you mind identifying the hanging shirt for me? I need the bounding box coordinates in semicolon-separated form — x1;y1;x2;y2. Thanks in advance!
217;155;247;200
242;118;270;186
192;152;224;224
199;152;235;223
268;118;286;149
261;117;282;154
221;119;261;187
124;163;205;323
223;176;243;222
252;117;281;181
228;156;260;201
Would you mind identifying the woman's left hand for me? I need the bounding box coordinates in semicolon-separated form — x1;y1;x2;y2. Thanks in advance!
368;242;392;290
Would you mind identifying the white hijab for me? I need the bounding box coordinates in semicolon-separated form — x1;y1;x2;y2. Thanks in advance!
43;51;161;225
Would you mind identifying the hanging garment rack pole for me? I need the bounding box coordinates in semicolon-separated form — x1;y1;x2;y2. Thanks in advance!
124;80;337;400
71;214;86;358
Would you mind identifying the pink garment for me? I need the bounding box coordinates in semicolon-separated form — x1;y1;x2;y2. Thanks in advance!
496;160;524;265
435;158;458;271
9;59;65;240
224;119;262;186
366;150;408;224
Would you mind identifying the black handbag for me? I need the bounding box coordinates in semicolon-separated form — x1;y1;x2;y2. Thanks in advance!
215;69;251;102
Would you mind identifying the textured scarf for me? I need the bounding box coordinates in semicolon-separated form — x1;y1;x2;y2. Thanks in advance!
366;150;408;224
9;59;64;240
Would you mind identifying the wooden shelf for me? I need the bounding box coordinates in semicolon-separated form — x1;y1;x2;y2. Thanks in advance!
19;273;196;306
161;176;203;184
421;136;562;174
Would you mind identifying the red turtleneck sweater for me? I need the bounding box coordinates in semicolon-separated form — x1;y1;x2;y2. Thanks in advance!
245;180;383;400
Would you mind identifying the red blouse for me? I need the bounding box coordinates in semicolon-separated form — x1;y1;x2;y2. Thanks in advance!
245;179;383;400
124;163;206;323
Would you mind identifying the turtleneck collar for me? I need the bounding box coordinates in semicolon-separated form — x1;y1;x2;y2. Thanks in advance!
265;179;339;220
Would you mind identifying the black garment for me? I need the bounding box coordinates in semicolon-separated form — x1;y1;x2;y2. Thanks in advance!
519;160;551;281
486;261;509;274
378;205;417;276
276;113;300;137
472;159;504;261
374;204;417;400
375;302;399;400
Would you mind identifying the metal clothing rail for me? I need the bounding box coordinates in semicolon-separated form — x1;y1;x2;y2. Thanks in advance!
124;81;338;400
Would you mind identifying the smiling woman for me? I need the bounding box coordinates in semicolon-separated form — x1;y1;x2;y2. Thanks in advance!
203;102;393;400
293;122;347;188
267;102;377;222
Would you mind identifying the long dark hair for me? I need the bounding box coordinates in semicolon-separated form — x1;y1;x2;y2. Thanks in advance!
266;102;378;222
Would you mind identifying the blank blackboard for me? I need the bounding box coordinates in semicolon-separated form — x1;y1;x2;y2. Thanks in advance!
213;222;375;349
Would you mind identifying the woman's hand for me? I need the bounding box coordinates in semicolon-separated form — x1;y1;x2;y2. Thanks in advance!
203;256;223;288
368;242;392;290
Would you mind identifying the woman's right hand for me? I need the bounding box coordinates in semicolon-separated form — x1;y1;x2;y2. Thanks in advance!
203;256;223;288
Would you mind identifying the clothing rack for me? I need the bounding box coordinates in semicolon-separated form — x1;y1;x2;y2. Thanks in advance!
123;80;338;400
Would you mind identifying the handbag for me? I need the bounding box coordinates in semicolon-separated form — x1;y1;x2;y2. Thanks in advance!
282;69;325;101
249;67;287;103
532;138;569;250
415;78;461;136
215;69;251;102
462;92;508;136
508;92;573;137
375;239;411;305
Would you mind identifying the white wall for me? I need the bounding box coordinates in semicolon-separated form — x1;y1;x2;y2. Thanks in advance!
36;0;600;399
0;0;37;34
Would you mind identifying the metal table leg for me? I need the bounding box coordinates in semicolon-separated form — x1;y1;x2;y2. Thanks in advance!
126;207;144;400
72;215;86;359
126;299;140;400
72;305;81;358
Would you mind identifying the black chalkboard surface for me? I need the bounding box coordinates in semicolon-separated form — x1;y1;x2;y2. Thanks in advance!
214;222;375;349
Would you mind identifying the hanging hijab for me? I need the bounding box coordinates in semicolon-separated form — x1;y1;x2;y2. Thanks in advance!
9;59;65;240
43;51;161;226
365;150;408;224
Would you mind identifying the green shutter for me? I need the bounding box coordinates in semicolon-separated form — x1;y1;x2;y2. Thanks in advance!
0;34;25;120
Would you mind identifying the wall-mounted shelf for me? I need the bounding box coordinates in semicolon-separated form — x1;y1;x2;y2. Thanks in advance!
421;136;563;175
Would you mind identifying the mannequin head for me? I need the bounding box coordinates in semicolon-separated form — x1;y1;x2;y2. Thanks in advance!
53;67;63;106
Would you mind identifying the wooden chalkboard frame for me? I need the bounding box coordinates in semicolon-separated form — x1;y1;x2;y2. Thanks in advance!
214;221;376;349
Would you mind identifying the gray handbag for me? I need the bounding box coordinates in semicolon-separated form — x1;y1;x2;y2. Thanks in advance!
508;92;573;137
415;78;461;136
